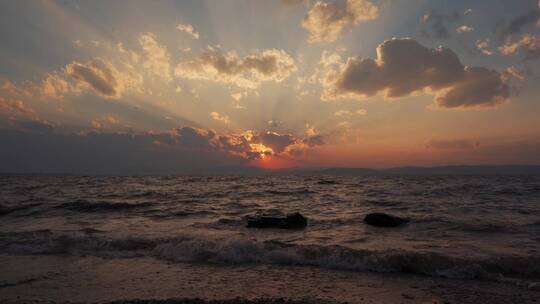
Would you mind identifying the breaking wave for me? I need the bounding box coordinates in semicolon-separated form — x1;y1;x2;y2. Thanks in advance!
1;231;538;282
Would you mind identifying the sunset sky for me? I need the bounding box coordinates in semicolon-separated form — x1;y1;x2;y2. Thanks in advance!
1;0;539;173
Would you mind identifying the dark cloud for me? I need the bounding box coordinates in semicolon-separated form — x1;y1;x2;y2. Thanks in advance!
500;10;540;41
63;59;141;99
436;67;511;108
251;131;296;154
151;127;266;161
66;60;119;97
303;135;325;147
0;126;325;174
15;120;54;133
323;38;513;109
0;127;248;174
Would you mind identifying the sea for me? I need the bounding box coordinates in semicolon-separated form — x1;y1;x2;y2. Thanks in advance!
1;174;540;302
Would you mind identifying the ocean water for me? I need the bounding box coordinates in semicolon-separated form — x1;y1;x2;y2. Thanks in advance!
1;174;539;284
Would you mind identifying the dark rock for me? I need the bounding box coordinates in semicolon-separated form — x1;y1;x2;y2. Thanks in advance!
363;212;408;227
247;212;308;229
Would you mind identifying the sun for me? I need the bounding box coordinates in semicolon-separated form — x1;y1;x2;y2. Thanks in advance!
249;143;274;159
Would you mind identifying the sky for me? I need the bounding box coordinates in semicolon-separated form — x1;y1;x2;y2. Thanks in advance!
0;0;539;174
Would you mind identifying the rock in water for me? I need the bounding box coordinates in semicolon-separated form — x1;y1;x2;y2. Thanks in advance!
363;212;408;227
284;212;308;229
247;212;308;229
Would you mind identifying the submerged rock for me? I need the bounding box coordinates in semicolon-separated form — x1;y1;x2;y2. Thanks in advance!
247;212;308;229
363;212;408;227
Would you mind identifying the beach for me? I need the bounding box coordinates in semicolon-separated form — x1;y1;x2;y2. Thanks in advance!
1;254;539;304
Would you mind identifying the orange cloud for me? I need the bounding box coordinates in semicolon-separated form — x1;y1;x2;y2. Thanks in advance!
175;48;297;89
302;0;379;43
176;23;200;40
138;33;172;82
499;34;540;59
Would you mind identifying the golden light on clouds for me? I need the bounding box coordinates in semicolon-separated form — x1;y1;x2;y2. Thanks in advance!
249;143;274;158
0;0;539;173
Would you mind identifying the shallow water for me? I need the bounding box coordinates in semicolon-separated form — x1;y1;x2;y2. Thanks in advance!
1;175;539;282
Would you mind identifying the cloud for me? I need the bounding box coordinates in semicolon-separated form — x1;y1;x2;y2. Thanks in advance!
426;139;478;150
503;66;526;82
64;59;142;99
456;25;474;33
231;92;245;101
1;57;143;104
117;42;140;63
66;60;122;98
91;120;102;129
242;129;326;158
499;34;540;60
0;97;34;117
90;115;122;130
302;0;379;43
475;39;493;56
40;72;76;98
175;48;296;89
0;125;326;174
322;38;513;109
13;120;54;133
334;108;367;116
421;11;461;40
435;67;511;109
250;131;297;154
138;33;172;82
500;10;540;40
177;23;200;40
0;127;253;174
303;134;325;147
319;50;343;67
0;81;43;126
210;112;231;124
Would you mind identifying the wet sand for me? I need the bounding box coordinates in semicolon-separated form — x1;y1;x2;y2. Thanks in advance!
0;255;539;304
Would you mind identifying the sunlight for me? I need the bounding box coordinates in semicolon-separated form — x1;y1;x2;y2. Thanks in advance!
249;143;274;158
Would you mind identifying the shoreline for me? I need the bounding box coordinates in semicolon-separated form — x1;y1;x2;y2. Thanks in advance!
1;299;345;304
1;255;539;304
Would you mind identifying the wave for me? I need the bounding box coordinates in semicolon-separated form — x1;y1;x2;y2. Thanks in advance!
1;231;539;282
0;202;41;216
264;189;315;196
412;216;517;233
128;190;171;199
54;199;153;213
